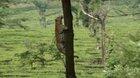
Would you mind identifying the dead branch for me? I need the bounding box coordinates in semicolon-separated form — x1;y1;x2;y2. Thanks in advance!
80;2;98;20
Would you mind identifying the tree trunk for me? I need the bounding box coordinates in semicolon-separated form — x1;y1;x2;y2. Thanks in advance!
61;0;76;78
100;20;106;65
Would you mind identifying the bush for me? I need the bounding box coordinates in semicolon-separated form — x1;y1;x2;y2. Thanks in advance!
105;31;140;78
15;40;63;69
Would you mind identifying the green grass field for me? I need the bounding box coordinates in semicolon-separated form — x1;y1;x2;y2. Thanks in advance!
0;4;140;78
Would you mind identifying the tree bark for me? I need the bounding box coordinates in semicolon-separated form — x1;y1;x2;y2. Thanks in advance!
100;20;106;65
61;0;76;78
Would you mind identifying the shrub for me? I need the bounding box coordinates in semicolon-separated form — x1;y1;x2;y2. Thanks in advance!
105;31;140;78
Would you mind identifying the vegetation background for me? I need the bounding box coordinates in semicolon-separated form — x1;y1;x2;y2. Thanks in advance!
0;0;140;78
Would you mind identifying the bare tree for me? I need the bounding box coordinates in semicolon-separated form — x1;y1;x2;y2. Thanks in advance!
80;1;108;65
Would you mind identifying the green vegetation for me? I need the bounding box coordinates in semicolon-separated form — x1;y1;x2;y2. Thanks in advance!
0;0;140;78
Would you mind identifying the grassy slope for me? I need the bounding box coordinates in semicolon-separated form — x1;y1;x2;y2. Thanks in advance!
0;3;140;78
